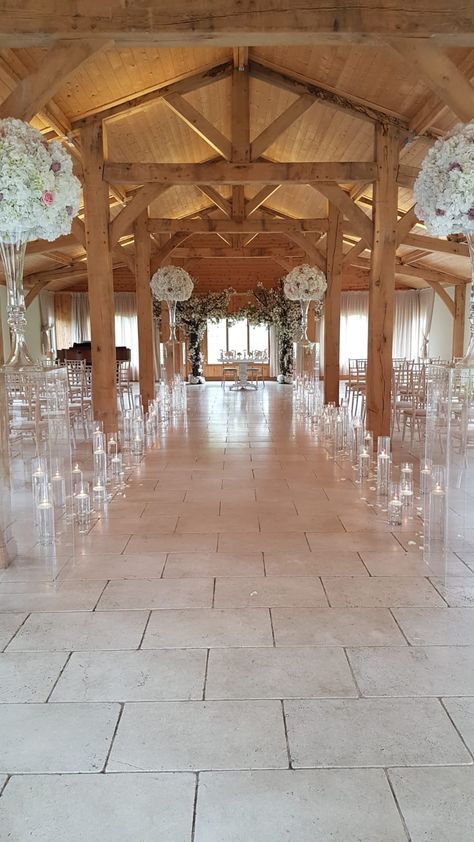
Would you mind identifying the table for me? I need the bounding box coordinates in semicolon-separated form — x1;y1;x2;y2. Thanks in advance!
222;358;262;391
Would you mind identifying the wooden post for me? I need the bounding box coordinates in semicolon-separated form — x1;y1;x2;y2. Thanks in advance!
367;124;400;438
134;210;154;411
232;66;249;248
80;120;117;432
324;204;343;405
453;284;466;359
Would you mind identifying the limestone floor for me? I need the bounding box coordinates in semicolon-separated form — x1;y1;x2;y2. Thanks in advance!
1;383;474;841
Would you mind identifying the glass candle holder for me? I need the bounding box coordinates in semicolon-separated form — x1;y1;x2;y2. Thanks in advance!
92;429;105;452
364;431;373;453
74;481;91;525
37;484;55;545
376;450;391;496
388;486;403;526
93;448;107;485
72;463;83;495
400;463;414;486
92;481;107;505
358;447;371;481
110;453;123;482
419;459;432;495
51;470;66;508
377;436;391;455
107;434;118;459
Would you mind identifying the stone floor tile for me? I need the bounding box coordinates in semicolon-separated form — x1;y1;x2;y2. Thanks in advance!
0;773;195;842
8;610;149;651
0;703;120;773
108;700;288;771
388;766;474;842
74;534;132;555
176;515;260;533
142;608;273;649
393;607;474;645
217;532;310;553
0;613;27;649
442;697;474;755
205;646;357;699
97;578;214;610
360;552;472;577
194;769;408;842
51;648;207;702
323;576;445;607
306;532;404;553
214;576;327;608
0;652;67;702
61;554;167;580
284;698;471;767
347;645;474;696
272;608;406;646
430;577;474;607
264;551;368;577
126;533;218;554
0;580;107;613
163;552;264;578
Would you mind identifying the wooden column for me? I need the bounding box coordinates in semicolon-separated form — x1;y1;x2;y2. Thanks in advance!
324;204;343;405
134;210;154;411
453;284;466;359
367;124;399;438
232;66;249;248
80;120;117;432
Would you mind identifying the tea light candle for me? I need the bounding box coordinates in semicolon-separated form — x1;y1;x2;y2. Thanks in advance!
388;491;403;526
92;429;105;452
359;447;371;481
72;463;82;494
74;484;91;524
51;470;66;508
377;450;391;496
420;460;432;495
400;463;413;485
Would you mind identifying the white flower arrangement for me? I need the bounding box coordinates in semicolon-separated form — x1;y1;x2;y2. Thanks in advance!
150;265;194;301
0;118;81;242
283;264;327;301
414;121;474;236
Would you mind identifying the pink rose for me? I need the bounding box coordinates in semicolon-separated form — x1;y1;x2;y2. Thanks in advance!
435;208;445;216
50;161;61;173
448;162;462;172
66;205;73;216
468;208;474;220
41;191;54;206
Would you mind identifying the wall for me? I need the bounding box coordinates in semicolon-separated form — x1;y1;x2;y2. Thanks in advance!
0;286;43;363
428;286;454;361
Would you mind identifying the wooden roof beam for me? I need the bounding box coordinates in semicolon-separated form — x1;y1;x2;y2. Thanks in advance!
71;61;233;128
390;39;474;122
7;3;473;47
197;186;232;217
409;50;474;133
104;161;377;185
310;183;374;246
249;59;409;130
147;218;328;234
162;93;232;159
245;185;281;216
110;184;170;244
250;95;315;160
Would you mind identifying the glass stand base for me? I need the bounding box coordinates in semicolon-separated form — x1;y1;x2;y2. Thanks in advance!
163;341;186;382
293;340;316;381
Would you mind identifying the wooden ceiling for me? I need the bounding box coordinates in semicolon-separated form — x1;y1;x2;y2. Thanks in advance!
0;3;473;298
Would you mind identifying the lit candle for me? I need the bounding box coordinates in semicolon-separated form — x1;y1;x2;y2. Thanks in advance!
37;499;55;545
388;488;403;526
51;470;66;508
359;447;370;481
74;482;91;525
377;450;391;496
429;482;446;541
420;460;432;495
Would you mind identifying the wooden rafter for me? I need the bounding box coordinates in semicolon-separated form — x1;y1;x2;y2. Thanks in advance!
151;232;193;268
311;183;374;246
250;94;315;160
110;184;170;244
249;59;409;129
162;92;232;159
245;185;281;216
71;61;233;128
285;231;326;271
0;40;110;121
104;161;377;185
6;3;472;47
147;218;328;233
197;186;232;217
409;50;474;133
390;39;474;122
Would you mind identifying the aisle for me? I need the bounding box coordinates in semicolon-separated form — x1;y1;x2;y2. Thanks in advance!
1;384;474;841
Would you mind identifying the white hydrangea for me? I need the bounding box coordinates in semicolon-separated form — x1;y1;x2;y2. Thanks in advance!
150;265;194;301
414;122;474;236
0;118;81;242
283;264;327;301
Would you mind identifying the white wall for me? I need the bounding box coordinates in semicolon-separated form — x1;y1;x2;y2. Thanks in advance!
428;285;454;361
0;286;43;363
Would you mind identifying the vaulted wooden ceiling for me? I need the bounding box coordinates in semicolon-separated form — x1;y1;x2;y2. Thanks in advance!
0;7;472;299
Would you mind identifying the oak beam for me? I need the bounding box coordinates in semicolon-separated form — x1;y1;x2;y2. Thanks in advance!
110;184;170;245
104;161;377;185
367;124;400;438
311;183;374;246
197;186;232;217
251;95;315;160
80;121;117;432
285;231;326;271
0;40;108;121
403;232;469;257
453;284;466;358
147;218;328;233
410;51;474;133
162;92;232;159
134;211;154;411
72;61;233;127
245;185;281;216
390;39;474;122
324;205;343;405
151;232;193;270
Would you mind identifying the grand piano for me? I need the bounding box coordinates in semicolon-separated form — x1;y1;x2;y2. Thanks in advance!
56;342;131;364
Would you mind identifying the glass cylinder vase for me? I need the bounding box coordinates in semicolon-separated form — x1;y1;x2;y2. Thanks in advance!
293;300;315;381
168;299;178;341
0;236;35;368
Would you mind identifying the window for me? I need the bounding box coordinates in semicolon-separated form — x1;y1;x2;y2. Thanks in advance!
206;318;269;363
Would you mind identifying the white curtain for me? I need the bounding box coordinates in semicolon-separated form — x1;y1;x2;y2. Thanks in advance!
269;325;279;377
337;290;435;373
70;292;139;379
39;291;56;356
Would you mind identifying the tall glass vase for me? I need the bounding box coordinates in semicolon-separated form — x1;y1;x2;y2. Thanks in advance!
293;299;315;381
0;237;35;368
168;299;178;342
300;299;310;341
461;231;474;367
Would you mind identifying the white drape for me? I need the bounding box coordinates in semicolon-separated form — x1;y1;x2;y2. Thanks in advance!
70;292;139;379
269;325;279;377
39;291;56;356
